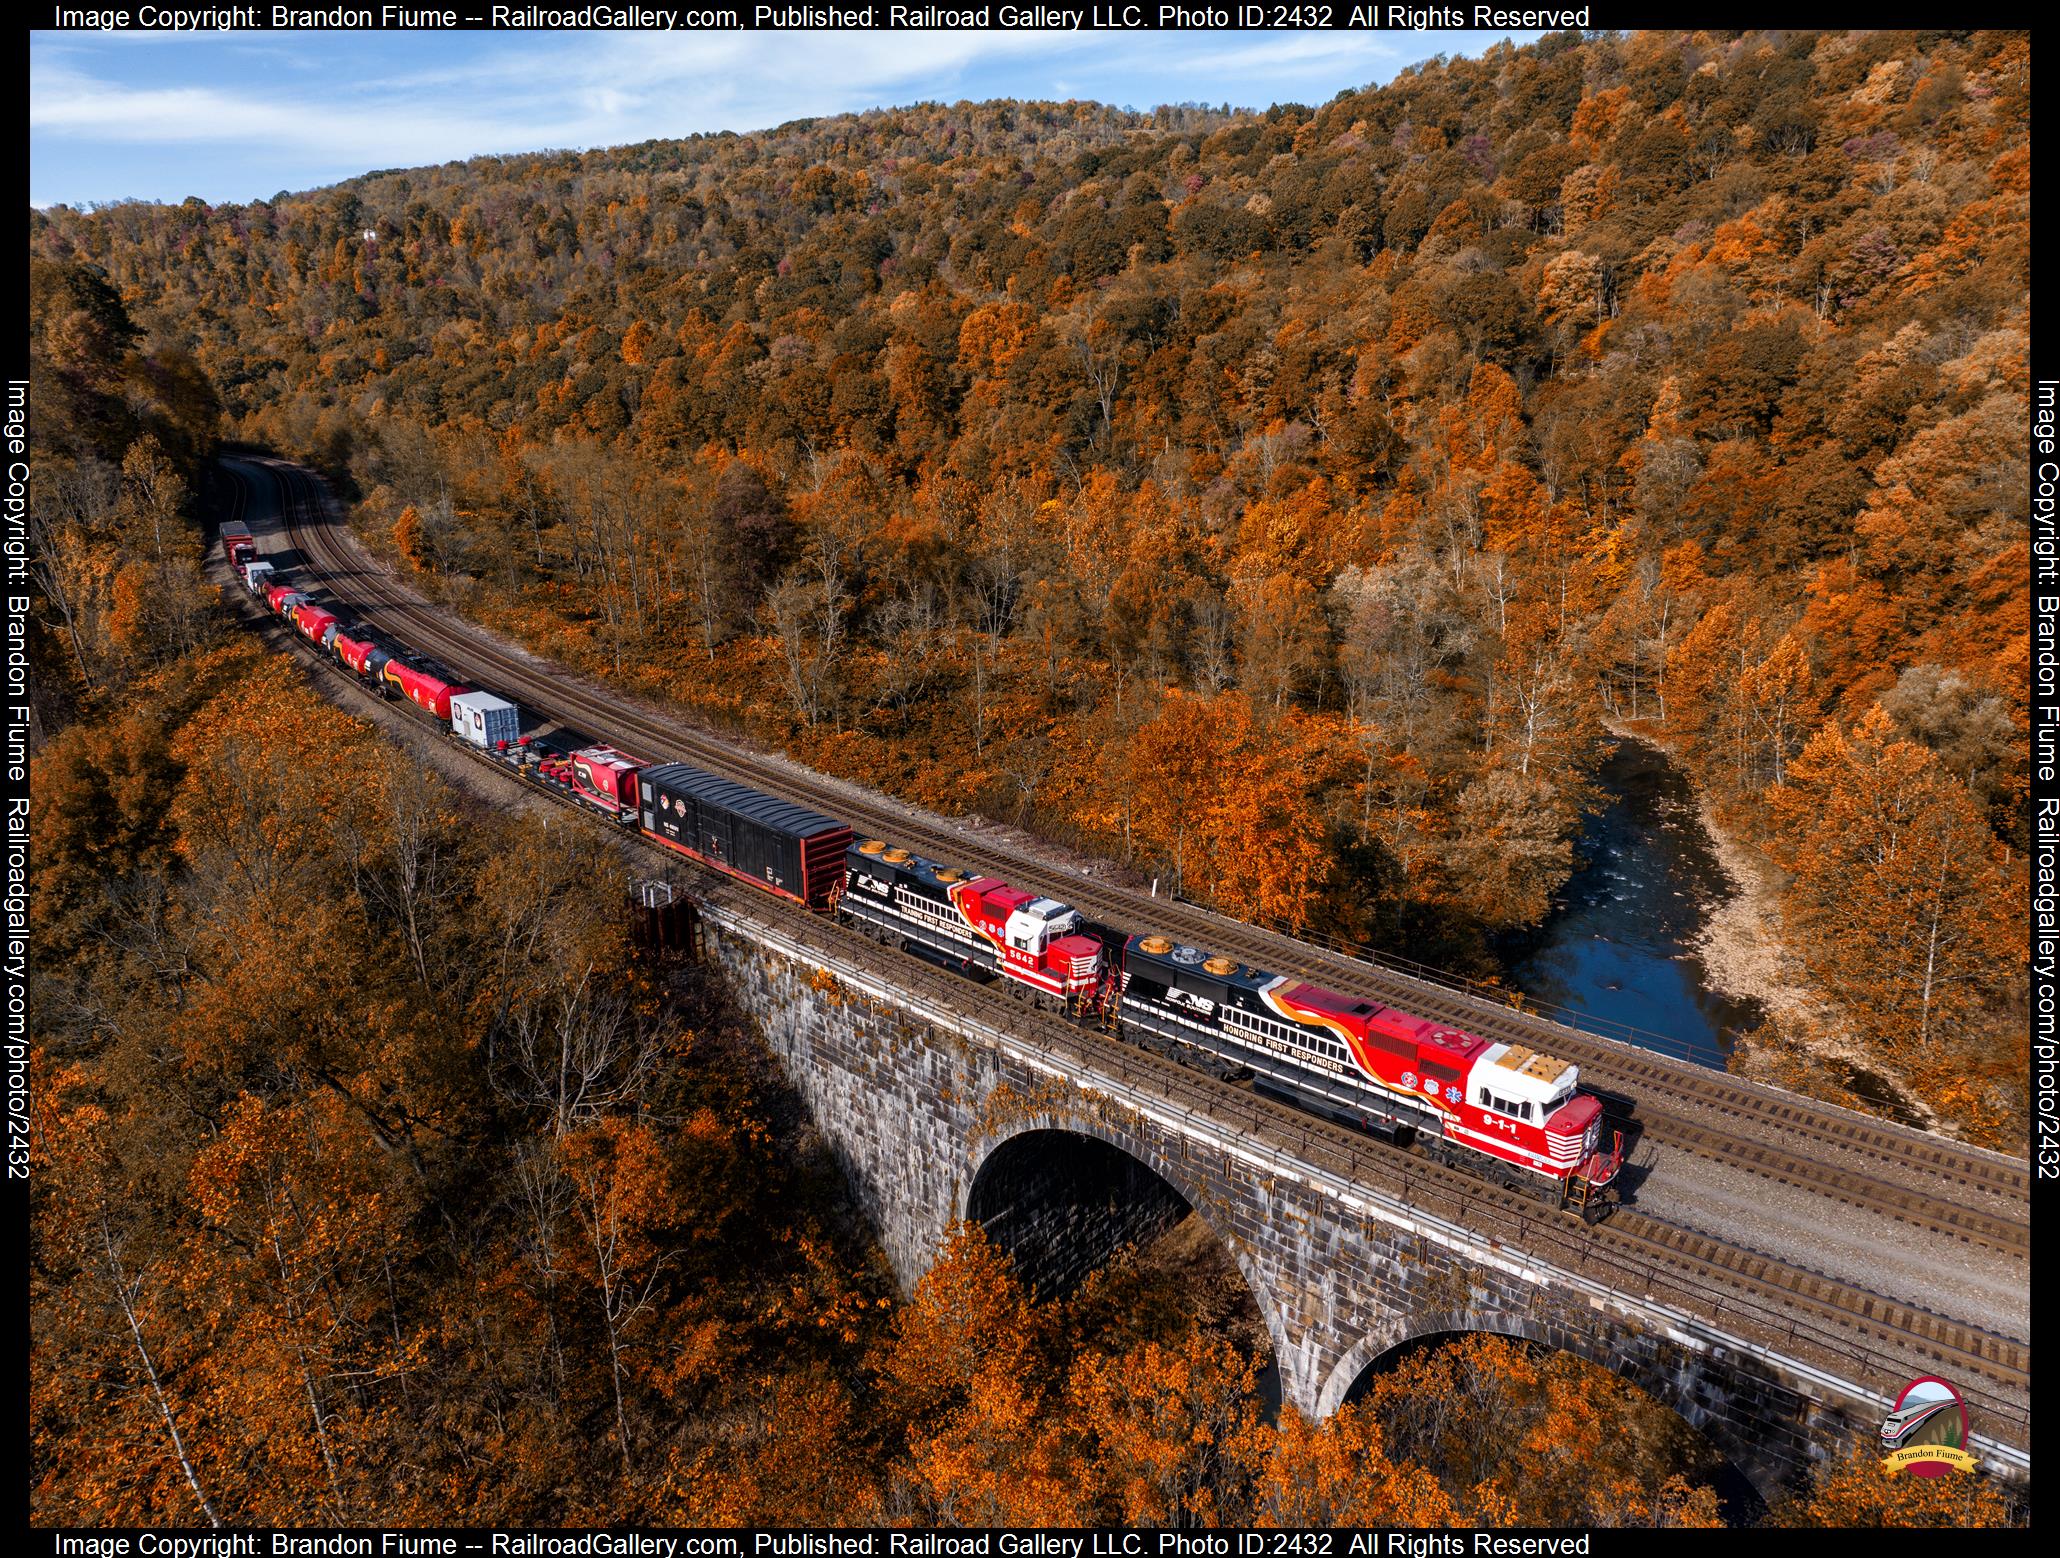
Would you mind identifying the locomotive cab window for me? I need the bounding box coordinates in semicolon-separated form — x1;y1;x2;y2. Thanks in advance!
1520;1101;1532;1121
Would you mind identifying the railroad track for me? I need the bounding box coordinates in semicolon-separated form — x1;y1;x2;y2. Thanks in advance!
218;464;2034;1443
248;457;2032;1247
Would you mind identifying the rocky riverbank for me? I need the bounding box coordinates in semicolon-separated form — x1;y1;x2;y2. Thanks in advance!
1601;719;1945;1135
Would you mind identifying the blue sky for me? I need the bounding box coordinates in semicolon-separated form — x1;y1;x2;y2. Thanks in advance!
31;26;1539;209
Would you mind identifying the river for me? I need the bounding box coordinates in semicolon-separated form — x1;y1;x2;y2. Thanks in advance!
1503;736;1764;1069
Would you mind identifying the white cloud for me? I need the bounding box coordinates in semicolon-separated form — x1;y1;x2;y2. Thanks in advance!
1161;32;1403;80
30;30;1116;177
30;27;1526;204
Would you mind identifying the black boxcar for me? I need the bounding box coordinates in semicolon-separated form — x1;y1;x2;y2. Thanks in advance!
637;762;853;911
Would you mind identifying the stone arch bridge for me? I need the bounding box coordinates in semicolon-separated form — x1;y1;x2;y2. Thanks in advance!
686;889;2027;1499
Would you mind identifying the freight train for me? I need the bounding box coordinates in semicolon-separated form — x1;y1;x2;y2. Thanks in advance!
234;537;1624;1212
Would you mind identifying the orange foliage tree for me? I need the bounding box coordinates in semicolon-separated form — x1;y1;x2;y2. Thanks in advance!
1769;707;2019;1052
1771;1447;2011;1529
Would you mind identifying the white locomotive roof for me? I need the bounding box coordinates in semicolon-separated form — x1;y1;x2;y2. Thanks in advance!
449;691;517;715
1472;1042;1577;1100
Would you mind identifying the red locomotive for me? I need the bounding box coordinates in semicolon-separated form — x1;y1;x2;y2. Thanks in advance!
838;840;1105;1006
1116;934;1623;1203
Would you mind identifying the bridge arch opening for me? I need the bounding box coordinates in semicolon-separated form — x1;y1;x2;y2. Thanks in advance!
1331;1327;1766;1524
962;1128;1281;1389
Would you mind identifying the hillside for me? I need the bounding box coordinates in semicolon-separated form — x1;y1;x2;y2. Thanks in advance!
29;27;2031;1144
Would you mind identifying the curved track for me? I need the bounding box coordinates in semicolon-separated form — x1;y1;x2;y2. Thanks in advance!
248;459;2030;1243
222;456;2032;1441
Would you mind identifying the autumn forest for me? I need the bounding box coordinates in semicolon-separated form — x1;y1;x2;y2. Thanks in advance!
26;24;2029;1527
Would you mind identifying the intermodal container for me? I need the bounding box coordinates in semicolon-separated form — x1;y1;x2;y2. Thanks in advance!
333;629;381;677
449;690;521;749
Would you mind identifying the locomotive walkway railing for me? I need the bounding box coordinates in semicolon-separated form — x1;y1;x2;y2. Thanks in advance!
1189;892;1728;1066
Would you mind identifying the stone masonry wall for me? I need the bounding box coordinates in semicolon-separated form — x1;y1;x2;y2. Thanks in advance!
706;920;1908;1498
